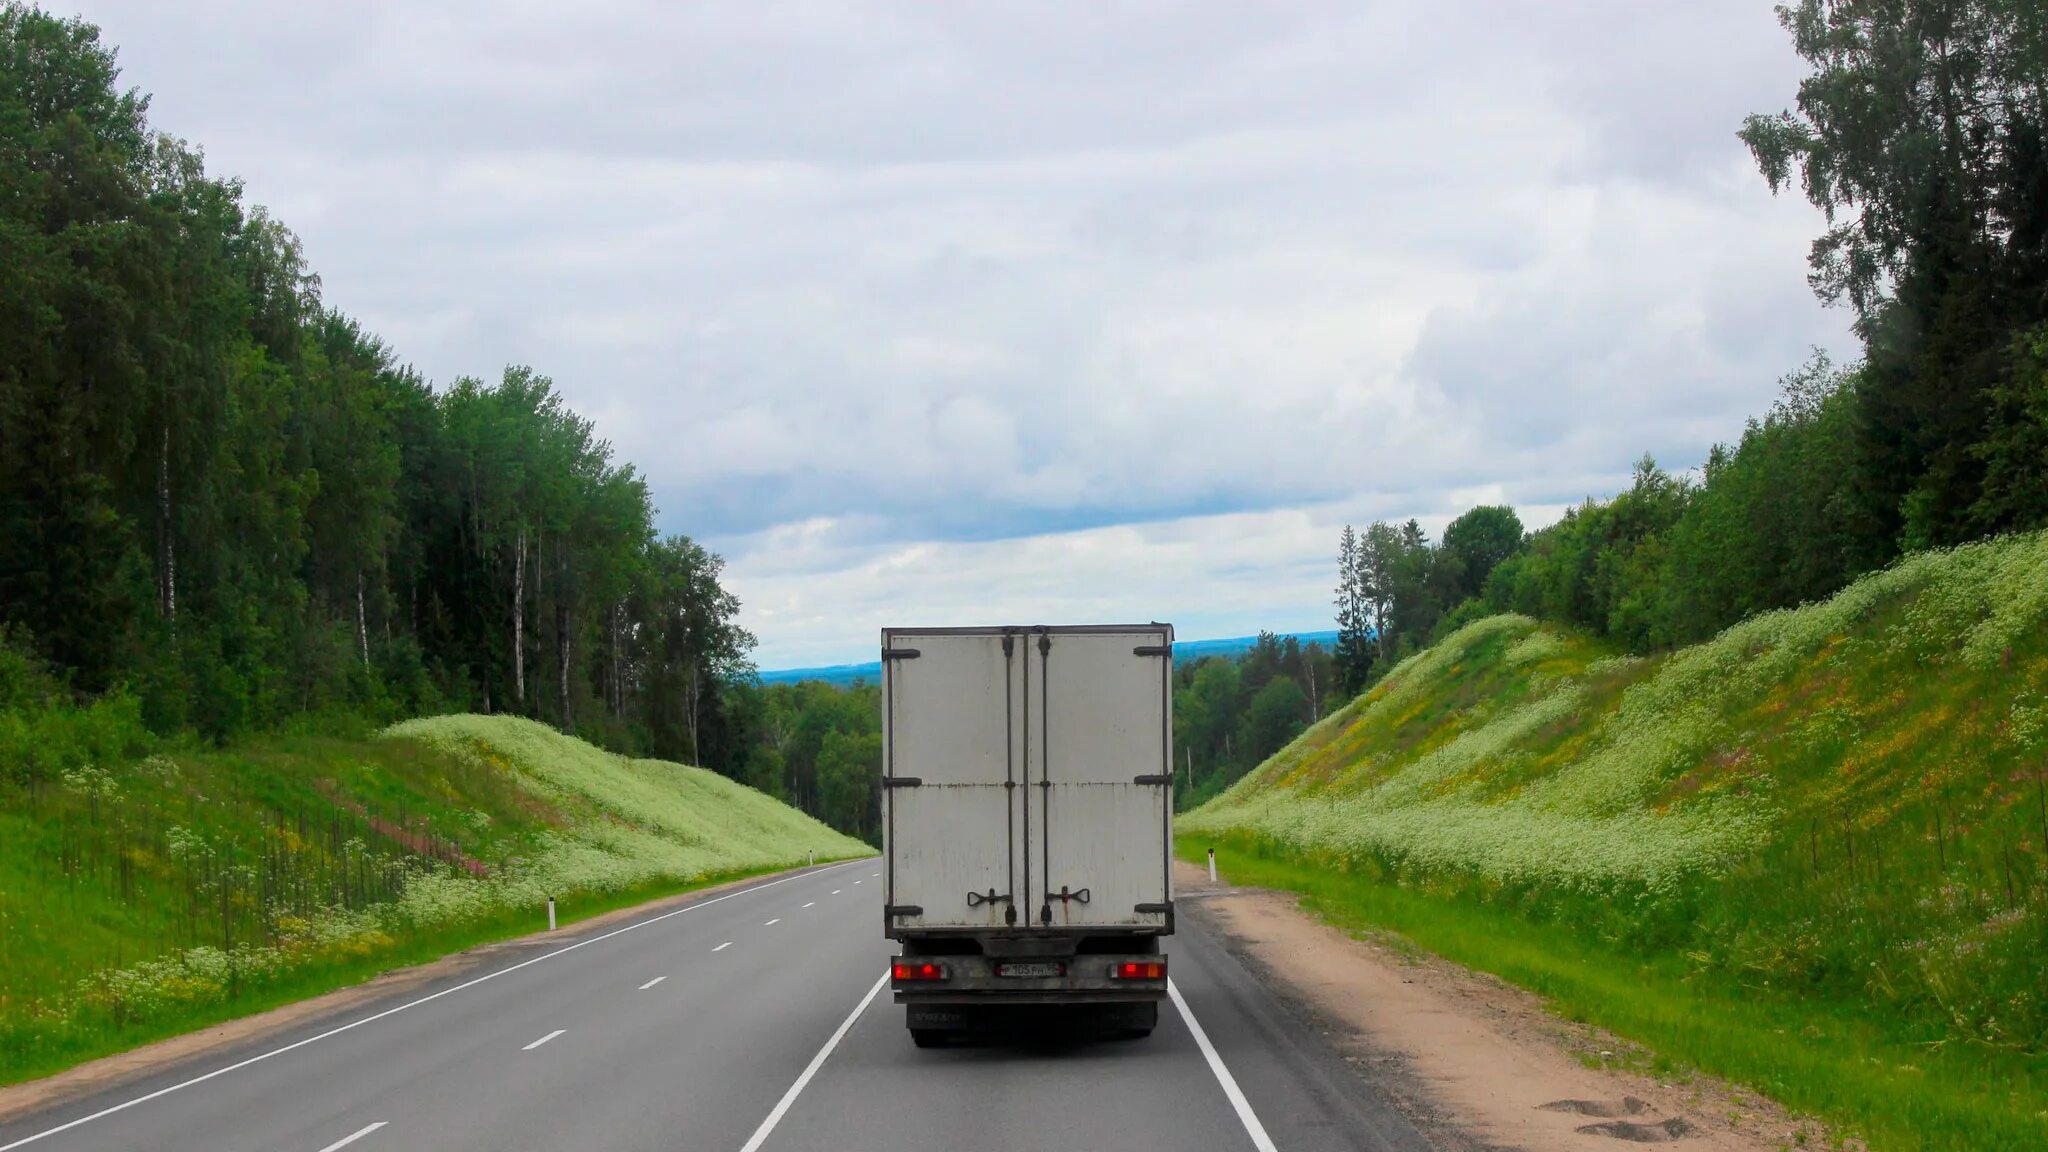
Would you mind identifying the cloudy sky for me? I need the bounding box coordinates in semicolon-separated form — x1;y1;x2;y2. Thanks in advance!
75;0;1856;668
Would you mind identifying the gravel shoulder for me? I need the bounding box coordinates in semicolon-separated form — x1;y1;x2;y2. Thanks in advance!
1175;859;1845;1151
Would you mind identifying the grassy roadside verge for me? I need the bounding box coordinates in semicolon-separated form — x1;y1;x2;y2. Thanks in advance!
0;858;865;1088
2;714;873;1088
1179;835;2048;1152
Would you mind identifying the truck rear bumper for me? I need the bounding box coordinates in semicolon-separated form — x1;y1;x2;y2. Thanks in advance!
890;953;1166;1004
896;989;1164;1006
903;998;1158;1038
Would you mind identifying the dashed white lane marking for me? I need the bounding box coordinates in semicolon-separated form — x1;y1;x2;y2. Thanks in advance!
639;976;666;990
852;880;862;886
736;972;888;1152
0;860;865;1152
831;889;841;895
764;918;781;926
1168;979;1278;1152
802;901;815;908
522;1029;566;1051
714;941;732;952
871;872;879;877
314;1121;387;1152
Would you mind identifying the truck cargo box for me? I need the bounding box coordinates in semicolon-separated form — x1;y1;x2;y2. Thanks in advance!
881;624;1175;938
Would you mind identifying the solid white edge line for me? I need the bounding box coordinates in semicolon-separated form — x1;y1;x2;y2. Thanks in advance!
638;976;666;990
521;1029;566;1051
314;1120;387;1152
713;941;732;952
736;972;887;1152
1168;979;1279;1152
0;858;869;1152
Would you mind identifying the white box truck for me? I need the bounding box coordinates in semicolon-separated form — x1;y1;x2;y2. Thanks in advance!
881;624;1175;1046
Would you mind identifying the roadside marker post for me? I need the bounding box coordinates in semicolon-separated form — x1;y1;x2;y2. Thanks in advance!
1208;848;1217;883
547;896;556;931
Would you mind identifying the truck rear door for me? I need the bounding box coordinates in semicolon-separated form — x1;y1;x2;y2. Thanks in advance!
881;629;1023;933
1021;626;1173;930
882;625;1174;937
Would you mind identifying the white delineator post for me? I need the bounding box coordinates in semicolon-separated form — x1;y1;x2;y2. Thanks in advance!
1207;848;1217;883
547;896;556;931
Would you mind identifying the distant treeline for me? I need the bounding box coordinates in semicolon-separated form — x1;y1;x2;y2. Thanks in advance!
1336;0;2048;689
730;635;1338;836
730;680;883;845
0;11;752;768
1173;634;1335;810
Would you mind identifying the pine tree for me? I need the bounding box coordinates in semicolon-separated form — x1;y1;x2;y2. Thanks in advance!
1333;525;1374;696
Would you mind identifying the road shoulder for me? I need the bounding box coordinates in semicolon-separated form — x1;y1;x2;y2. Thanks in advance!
0;860;862;1126
1174;860;1838;1152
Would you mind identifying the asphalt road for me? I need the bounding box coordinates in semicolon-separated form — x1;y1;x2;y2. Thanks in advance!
0;860;1433;1152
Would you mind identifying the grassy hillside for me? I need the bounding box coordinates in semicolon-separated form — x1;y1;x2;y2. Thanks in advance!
1182;531;2048;1149
0;715;868;1084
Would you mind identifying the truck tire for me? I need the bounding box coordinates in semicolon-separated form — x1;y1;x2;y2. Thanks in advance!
909;1028;947;1049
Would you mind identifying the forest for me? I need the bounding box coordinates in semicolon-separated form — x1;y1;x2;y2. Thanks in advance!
1334;0;2048;683
1170;634;1335;809
729;679;884;844
0;9;755;776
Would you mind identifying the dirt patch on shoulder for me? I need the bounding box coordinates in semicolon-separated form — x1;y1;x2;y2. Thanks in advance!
1175;861;1849;1152
0;862;850;1125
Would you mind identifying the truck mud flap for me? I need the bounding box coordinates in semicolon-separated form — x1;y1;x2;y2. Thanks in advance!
906;1004;975;1032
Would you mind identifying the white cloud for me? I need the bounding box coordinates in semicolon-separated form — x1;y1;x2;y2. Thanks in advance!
723;493;1581;668
72;0;1859;665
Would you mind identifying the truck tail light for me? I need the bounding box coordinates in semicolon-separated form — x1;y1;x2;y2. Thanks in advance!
892;961;947;981
1110;960;1165;980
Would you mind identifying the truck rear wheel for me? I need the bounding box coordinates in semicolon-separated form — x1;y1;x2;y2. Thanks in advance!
909;1028;947;1048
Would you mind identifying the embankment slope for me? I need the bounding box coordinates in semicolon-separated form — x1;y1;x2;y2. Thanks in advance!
0;714;868;1083
1182;531;2048;1147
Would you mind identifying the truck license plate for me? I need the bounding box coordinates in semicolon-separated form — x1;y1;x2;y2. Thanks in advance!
996;962;1062;978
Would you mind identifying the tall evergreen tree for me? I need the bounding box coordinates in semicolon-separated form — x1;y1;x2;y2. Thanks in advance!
1333;525;1373;695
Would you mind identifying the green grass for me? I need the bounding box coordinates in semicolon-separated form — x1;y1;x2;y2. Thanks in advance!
1181;837;2048;1151
1180;531;2048;1151
0;714;872;1085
